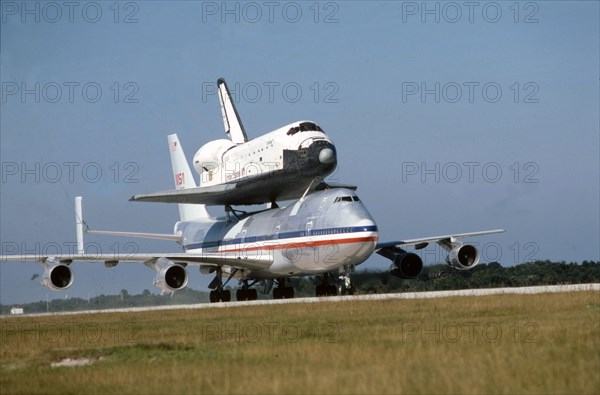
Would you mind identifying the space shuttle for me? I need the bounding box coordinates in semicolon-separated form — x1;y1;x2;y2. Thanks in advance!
132;78;338;206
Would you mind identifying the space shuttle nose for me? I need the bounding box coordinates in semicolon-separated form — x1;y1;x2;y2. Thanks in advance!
318;147;335;164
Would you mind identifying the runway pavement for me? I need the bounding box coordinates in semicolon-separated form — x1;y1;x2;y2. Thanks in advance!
5;283;598;318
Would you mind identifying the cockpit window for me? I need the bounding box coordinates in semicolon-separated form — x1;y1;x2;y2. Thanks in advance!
300;122;325;133
334;196;360;203
287;122;325;136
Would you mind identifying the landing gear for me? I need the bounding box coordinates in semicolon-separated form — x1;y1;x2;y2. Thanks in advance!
236;280;258;301
209;289;231;303
273;278;294;299
316;284;337;297
208;267;234;303
273;286;294;299
315;272;338;297
236;288;258;301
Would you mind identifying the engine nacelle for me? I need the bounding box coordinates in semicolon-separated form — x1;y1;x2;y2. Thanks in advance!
151;258;188;292
389;253;423;279
446;243;480;270
192;139;236;176
42;259;74;290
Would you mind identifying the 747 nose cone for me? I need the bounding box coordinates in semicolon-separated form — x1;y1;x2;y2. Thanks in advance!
319;147;335;164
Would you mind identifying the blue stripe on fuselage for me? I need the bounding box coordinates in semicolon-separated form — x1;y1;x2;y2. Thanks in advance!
183;225;378;251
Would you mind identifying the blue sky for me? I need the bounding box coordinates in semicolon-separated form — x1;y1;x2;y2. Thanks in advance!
1;1;598;304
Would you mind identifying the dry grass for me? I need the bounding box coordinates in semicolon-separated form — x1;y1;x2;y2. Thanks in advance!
1;291;599;394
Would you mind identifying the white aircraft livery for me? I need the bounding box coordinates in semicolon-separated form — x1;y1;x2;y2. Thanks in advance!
2;130;503;302
131;78;338;206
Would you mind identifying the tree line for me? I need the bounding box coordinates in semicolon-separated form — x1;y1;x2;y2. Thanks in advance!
2;260;598;315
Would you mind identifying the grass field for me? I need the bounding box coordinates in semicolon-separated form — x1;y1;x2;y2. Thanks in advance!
1;291;599;394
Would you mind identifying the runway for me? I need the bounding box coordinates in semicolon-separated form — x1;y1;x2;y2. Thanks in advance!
5;283;599;318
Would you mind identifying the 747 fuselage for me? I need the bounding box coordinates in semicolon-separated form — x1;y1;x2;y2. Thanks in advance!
177;187;377;280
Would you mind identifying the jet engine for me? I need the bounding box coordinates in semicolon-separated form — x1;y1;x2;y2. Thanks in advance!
193;139;235;176
41;258;74;290
148;258;188;292
445;243;480;270
389;252;423;279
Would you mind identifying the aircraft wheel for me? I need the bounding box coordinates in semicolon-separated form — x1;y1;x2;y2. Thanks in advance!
209;290;219;303
236;289;247;301
220;290;231;302
248;288;258;300
315;285;324;297
284;287;294;299
327;285;337;296
273;287;282;299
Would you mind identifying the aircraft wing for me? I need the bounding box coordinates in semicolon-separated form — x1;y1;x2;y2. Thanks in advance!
375;229;504;274
376;229;505;251
129;178;295;206
130;178;356;206
1;252;273;270
130;183;237;205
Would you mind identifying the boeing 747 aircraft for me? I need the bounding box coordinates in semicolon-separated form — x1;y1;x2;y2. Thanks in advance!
2;133;503;302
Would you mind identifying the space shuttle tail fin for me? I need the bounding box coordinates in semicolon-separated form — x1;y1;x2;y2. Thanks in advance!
167;134;211;221
217;78;248;144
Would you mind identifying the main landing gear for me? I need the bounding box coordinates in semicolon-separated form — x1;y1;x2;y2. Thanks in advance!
209;288;231;303
273;278;294;299
315;272;338;297
236;280;258;301
208;269;355;302
209;269;260;303
315;267;355;297
208;267;232;303
208;276;231;303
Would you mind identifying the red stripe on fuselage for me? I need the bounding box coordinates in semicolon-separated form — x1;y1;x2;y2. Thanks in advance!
211;235;378;253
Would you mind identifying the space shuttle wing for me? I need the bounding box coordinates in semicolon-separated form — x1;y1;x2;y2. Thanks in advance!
130;176;348;206
130;183;237;205
2;252;273;270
